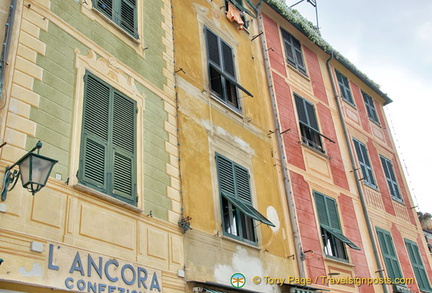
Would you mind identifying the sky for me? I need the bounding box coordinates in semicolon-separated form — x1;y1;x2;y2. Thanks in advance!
284;0;432;213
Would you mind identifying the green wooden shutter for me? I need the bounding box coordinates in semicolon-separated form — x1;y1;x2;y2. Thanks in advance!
94;0;113;19
353;138;376;188
120;0;136;36
336;70;354;104
111;92;136;204
314;191;329;226
380;156;401;201
376;228;403;282
405;239;432;291
216;154;236;196
234;165;251;203
80;74;110;193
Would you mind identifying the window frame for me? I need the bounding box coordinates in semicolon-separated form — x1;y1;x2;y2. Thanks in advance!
335;70;355;106
215;153;274;245
380;155;402;202
353;138;377;189
92;0;138;39
294;94;325;153
404;239;432;292
205;27;242;111
281;28;307;75
362;91;380;124
314;191;360;261
376;227;404;282
78;72;137;206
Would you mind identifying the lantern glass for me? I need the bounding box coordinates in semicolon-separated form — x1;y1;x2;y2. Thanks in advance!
18;153;58;195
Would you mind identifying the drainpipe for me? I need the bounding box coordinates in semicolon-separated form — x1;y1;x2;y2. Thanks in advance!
326;54;388;293
0;0;17;104
256;10;305;278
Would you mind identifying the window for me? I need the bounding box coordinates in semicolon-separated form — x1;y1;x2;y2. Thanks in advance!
294;94;324;153
376;228;403;282
281;28;306;75
335;70;354;105
353;138;376;188
380;156;402;202
205;28;242;110
362;91;379;124
405;239;432;292
314;191;360;260
79;72;137;206
93;0;137;38
215;154;274;244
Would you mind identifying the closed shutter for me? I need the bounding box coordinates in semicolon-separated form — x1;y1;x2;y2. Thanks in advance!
80;72;137;205
206;29;221;67
405;239;432;291
292;37;306;74
112;92;136;204
336;70;353;104
353;138;376;188
380;156;401;200
376;228;403;281
80;74;110;193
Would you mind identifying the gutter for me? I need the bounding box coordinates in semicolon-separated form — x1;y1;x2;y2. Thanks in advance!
326;54;389;293
0;0;17;103
256;8;305;278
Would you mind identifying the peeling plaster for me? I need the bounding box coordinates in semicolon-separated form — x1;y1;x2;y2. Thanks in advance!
267;206;280;233
18;263;42;277
214;246;276;292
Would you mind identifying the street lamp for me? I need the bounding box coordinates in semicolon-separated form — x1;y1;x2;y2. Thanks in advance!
1;141;58;201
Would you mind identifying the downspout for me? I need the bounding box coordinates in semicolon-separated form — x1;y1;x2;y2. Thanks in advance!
326;54;388;293
0;0;17;105
256;8;305;278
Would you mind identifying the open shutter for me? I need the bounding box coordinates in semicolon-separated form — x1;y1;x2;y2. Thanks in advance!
112;92;136;204
281;30;295;67
222;42;235;79
120;0;136;37
216;155;235;196
314;192;329;226
94;0;113;19
292;37;306;74
80;74;110;193
234;165;251;203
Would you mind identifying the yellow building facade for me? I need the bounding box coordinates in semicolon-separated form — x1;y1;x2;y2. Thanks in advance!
172;0;303;292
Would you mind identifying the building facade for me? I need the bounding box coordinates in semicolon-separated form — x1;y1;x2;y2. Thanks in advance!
172;0;305;292
260;1;432;292
0;0;184;292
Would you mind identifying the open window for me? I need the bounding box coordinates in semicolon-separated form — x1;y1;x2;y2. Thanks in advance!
216;154;274;244
314;191;360;261
205;28;252;111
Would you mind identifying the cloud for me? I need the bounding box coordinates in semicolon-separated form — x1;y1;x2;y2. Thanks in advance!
415;21;432;43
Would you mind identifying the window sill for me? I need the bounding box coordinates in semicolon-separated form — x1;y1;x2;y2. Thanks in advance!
74;183;143;214
341;98;357;109
364;182;379;192
324;255;355;267
92;8;140;44
391;197;404;205
301;141;329;159
286;63;310;81
368;117;381;127
210;93;244;118
220;234;261;250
